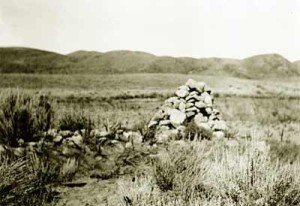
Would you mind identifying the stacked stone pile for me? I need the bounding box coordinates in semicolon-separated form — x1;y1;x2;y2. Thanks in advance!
148;79;227;142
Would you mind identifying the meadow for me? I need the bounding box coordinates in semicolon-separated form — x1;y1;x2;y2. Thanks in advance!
1;73;300;205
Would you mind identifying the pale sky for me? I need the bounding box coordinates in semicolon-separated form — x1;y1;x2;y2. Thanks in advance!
0;0;299;60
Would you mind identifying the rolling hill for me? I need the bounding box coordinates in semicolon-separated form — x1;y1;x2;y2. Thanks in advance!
0;47;299;78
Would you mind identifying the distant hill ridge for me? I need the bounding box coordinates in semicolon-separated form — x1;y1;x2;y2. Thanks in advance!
0;47;299;78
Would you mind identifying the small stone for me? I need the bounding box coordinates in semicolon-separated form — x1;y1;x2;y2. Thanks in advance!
212;120;227;131
175;88;189;98
187;98;196;103
159;120;172;126
189;91;199;96
59;130;73;138
186;111;196;118
212;131;225;139
185;79;206;92
202;92;213;107
53;135;63;143
205;107;213;115
173;100;181;109
47;129;58;137
185;107;198;112
69;134;83;148
169;109;186;126
179;102;186;112
195;101;206;109
159;126;170;131
213;109;220;115
131;132;143;145
148;120;158;128
185;102;194;108
119;131;131;142
194;113;208;123
152;110;165;121
165;97;179;103
125;142;133;149
193;94;203;101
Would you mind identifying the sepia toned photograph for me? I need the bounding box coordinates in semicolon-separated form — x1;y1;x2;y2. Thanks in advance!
0;0;300;205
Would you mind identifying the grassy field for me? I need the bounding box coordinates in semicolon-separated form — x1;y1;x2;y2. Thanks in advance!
1;73;300;140
1;73;300;205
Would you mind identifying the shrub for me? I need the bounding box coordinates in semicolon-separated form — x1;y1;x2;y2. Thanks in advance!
154;159;176;192
0;155;59;206
0;92;53;147
58;111;93;132
110;140;300;206
184;121;213;140
211;141;300;206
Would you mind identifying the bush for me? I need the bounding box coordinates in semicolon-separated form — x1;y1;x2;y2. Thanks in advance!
0;92;53;147
58;111;93;132
110;140;300;206
0;155;58;206
154;159;176;192
184;121;213;140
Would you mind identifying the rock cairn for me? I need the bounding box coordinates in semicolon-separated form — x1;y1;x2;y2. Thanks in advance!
148;79;227;142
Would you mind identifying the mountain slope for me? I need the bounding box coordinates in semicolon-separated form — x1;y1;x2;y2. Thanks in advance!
0;47;73;73
0;47;299;78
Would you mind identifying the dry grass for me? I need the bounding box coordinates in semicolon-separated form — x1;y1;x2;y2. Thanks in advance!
109;139;300;206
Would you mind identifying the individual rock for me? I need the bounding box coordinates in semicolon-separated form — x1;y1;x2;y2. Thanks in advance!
205;107;213;115
53;135;63;143
185;79;206;93
152;110;165;121
212;109;220;115
187;98;196;103
179;102;186;112
212;120;227;131
119;131;131;142
69;134;83;148
194;113;208;123
47;129;58;138
169;109;186;126
195;101;206;109
185;102;194;108
165;96;179;104
159;120;172;126
201;92;213;107
175;87;189;98
212;131;225;139
148;120;158;128
131;132;143;145
185;107;198;112
59;130;73;138
186;111;196;118
173;100;181;109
